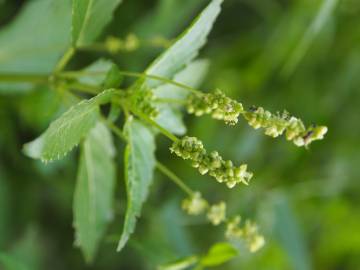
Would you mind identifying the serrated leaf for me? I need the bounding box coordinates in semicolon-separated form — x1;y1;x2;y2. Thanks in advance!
154;59;209;135
23;89;116;162
72;0;122;47
117;119;156;251
0;0;71;93
143;0;222;88
73;122;116;263
200;242;238;267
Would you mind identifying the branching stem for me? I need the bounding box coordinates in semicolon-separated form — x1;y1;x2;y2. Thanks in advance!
54;47;76;73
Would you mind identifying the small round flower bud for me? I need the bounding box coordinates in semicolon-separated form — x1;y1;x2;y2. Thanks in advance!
207;202;226;225
182;192;208;215
105;36;123;54
225;216;243;238
225;217;265;253
248;235;265;253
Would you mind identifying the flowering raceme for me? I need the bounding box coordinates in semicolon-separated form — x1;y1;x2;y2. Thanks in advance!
187;89;244;125
170;136;253;188
181;193;265;253
186;89;327;147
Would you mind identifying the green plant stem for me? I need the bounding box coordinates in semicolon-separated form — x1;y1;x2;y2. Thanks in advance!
66;82;101;94
0;68;202;96
119;71;199;94
77;43;107;52
129;107;179;142
0;74;49;83
155;98;187;105
155;161;194;196
59;70;201;95
54;47;75;73
105;119;194;196
104;119;127;141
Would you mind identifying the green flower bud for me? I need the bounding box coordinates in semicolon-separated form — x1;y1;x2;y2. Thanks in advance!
182;192;208;215
248;234;265;253
225;216;243;238
225;216;265;253
207;202;226;225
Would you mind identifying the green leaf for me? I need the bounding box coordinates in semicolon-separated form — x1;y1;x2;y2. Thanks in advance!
0;0;71;93
78;59;122;89
73;122;116;263
133;0;206;39
104;64;123;89
271;193;311;270
0;253;28;270
72;0;122;47
143;0;222;88
117;119;156;251
23;89;115;162
200;242;238;267
154;59;209;135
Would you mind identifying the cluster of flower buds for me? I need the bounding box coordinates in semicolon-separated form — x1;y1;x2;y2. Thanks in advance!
187;89;244;125
105;34;140;54
186;89;327;147
207;201;226;225
170;136;253;188
182;192;208;215
128;88;158;119
226;216;265;253
181;194;226;225
244;106;328;147
181;194;265;253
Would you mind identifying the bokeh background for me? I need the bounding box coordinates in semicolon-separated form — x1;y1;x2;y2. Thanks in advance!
1;0;360;269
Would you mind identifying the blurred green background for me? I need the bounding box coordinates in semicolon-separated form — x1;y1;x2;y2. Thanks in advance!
1;0;360;269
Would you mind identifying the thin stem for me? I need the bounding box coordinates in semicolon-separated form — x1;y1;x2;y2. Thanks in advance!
121;71;199;94
130;107;179;142
155;161;194;196
155;98;187;105
105;119;127;141
66;82;100;94
0;74;49;83
54;47;75;73
59;70;201;95
77;43;106;52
